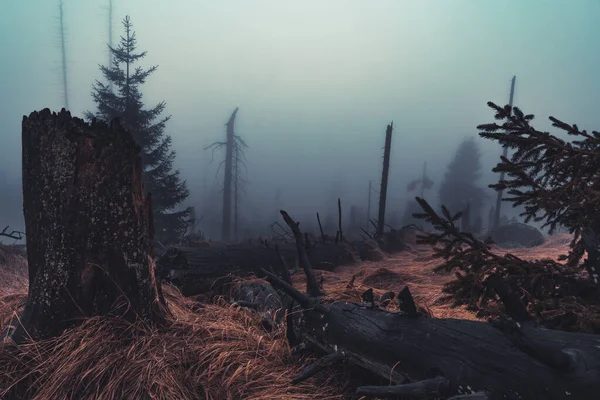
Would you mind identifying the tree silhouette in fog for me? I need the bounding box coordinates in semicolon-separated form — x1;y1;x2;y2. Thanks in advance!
85;16;190;245
438;137;487;230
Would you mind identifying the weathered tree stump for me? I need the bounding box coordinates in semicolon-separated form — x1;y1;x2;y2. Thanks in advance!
11;109;166;342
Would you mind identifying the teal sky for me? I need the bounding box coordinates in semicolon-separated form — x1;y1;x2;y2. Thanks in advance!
1;0;599;235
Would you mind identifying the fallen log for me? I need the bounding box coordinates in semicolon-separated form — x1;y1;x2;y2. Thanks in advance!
255;212;600;400
156;244;285;296
156;241;358;296
242;210;599;398
157;209;412;298
156;242;352;274
306;241;359;268
264;267;600;399
156;243;297;296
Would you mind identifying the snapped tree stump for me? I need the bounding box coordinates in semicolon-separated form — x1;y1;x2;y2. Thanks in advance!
11;109;167;342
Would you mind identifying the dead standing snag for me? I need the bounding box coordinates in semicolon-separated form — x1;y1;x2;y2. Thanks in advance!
11;109;167;343
279;210;323;297
204;107;247;242
376;122;393;236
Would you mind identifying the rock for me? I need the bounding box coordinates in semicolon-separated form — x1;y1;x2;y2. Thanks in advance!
232;280;286;328
492;223;544;248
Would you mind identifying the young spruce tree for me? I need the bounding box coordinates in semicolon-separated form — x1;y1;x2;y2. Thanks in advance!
86;16;190;245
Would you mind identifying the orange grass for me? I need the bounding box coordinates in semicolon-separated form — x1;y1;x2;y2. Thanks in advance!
0;246;27;333
0;235;573;399
0;248;345;400
1;288;349;400
293;234;573;320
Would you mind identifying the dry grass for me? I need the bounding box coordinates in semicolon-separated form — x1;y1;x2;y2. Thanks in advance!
0;245;27;333
0;287;348;400
292;234;573;320
0;246;345;400
0;235;574;399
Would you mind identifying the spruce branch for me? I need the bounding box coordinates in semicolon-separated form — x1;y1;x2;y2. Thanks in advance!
478;102;600;266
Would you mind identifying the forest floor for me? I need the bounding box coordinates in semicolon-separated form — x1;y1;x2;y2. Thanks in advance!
297;233;572;319
0;234;572;399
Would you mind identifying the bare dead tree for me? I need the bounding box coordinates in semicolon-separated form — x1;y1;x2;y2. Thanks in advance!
58;0;69;109
407;161;434;198
106;0;114;92
188;206;197;235
492;76;516;231
316;212;326;244
366;180;372;230
337;198;343;242
269;221;292;241
205;107;247;242
221;108;237;241
279;210;323;297
233;133;248;241
377;122;393;236
461;203;471;232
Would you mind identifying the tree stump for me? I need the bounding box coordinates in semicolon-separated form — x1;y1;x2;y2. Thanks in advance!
11;109;167;343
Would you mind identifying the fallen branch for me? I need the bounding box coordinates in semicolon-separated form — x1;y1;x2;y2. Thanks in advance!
356;376;449;398
292;352;345;384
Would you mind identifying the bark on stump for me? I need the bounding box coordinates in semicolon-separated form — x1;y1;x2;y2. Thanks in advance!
11;109;166;343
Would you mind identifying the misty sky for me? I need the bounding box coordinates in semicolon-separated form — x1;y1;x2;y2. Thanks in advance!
1;0;600;238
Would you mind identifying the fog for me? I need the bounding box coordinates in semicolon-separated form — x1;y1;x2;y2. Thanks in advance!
1;0;599;241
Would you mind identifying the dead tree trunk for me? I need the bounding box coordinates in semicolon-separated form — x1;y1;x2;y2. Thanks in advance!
461;203;471;232
377;122;393;236
59;0;69;110
233;131;247;242
107;0;113;92
337;198;344;242
262;265;600;400
279;210;323;297
222;107;238;242
258;215;600;399
316;212;326;244
12;109;166;343
366;180;372;230
487;205;495;234
189;206;197;236
233;154;239;241
493;75;516;232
